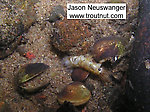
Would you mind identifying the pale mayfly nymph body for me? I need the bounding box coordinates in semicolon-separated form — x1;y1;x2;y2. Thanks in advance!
63;55;111;82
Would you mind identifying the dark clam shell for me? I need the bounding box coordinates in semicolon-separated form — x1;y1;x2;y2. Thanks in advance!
71;68;89;82
14;63;49;94
91;37;125;62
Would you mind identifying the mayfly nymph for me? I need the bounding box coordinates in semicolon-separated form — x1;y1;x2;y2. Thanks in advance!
63;55;111;82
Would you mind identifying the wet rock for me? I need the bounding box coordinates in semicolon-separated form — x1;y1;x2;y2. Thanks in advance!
52;17;94;55
48;5;65;23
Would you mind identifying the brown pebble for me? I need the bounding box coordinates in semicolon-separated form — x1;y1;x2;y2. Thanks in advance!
71;68;89;82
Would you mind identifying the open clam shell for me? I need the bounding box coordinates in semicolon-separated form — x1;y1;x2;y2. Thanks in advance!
14;63;49;94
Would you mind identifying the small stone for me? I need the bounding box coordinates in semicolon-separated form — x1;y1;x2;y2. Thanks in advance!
48;5;65;23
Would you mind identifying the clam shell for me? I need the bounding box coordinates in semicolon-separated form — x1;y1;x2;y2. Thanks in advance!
14;63;49;94
91;37;125;62
57;82;91;106
71;68;89;82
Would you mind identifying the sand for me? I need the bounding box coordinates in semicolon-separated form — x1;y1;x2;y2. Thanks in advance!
0;0;138;112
